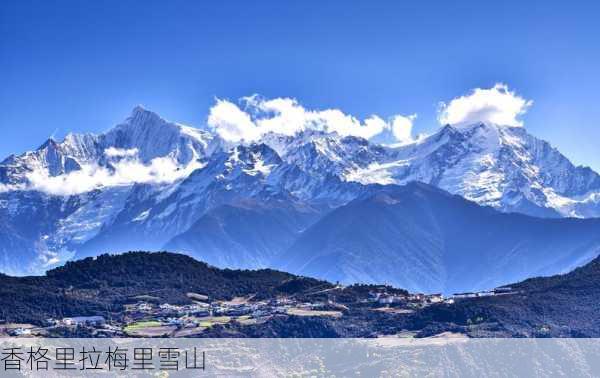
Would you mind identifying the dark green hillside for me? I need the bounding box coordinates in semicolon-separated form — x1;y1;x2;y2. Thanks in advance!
410;256;600;337
0;251;329;324
3;251;600;338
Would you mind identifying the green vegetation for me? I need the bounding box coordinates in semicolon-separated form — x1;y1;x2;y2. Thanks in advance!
3;251;600;338
0;252;329;325
410;256;600;337
198;316;231;328
123;321;161;332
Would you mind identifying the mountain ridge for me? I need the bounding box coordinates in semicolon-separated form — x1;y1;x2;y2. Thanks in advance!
278;182;600;293
2;107;600;293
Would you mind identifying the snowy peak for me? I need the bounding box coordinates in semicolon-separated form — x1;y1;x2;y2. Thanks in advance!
61;133;102;162
2;108;600;218
265;130;388;178
128;104;161;124
0;135;97;185
0;106;217;189
216;143;281;173
341;121;600;217
227;143;282;175
102;106;215;165
173;142;284;204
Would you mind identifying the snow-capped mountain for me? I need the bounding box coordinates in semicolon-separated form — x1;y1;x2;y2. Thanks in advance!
0;106;217;274
2;106;600;293
0;106;215;188
345;122;600;218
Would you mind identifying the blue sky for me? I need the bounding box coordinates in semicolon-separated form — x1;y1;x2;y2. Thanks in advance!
1;1;600;168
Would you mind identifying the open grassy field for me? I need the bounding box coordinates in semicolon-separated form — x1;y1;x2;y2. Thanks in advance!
124;320;161;331
123;321;177;337
196;316;231;327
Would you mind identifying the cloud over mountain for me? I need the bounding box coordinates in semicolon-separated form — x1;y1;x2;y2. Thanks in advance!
25;151;203;196
391;114;417;144
438;83;533;127
0;86;548;199
208;95;416;143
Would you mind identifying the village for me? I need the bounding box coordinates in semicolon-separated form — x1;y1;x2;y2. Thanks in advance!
0;285;520;338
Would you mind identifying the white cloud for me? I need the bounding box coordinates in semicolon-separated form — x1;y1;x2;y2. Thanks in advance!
0;183;9;192
39;251;61;267
391;114;417;144
438;83;533;127
2;97;418;196
104;147;139;158
0;183;23;193
207;99;259;142
207;95;415;143
24;153;203;196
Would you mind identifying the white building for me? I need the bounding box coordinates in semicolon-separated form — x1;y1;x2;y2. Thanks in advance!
62;316;106;327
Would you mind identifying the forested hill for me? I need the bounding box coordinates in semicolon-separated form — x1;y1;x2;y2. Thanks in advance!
3;251;600;338
0;251;330;324
412;255;600;337
46;251;325;298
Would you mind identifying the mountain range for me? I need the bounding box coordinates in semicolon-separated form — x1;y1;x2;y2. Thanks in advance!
2;106;600;293
278;183;600;294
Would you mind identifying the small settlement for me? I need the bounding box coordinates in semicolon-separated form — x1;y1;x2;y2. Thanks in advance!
0;285;518;338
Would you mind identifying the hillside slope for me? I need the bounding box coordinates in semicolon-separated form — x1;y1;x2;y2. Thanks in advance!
0;252;329;324
412;255;600;337
278;182;600;293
